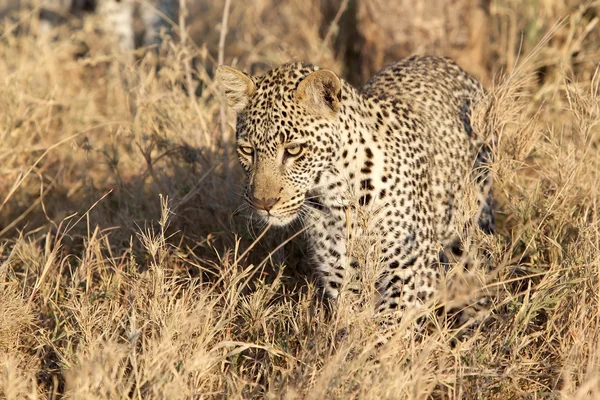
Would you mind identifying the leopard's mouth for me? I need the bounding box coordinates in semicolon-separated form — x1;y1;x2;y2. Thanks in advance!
259;201;327;227
245;192;309;227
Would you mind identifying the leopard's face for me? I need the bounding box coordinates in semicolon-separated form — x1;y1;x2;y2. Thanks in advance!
236;108;330;226
217;63;343;226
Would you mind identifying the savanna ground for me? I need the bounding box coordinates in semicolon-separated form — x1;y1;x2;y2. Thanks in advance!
1;0;599;398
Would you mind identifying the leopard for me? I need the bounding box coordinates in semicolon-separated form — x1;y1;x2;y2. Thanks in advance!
216;56;494;326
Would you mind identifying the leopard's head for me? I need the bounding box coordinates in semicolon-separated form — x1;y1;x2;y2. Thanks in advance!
216;63;343;226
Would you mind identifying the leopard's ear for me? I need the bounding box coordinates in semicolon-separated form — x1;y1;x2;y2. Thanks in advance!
296;69;342;117
215;66;256;112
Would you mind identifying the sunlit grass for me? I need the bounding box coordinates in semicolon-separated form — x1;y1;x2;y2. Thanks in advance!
1;0;599;398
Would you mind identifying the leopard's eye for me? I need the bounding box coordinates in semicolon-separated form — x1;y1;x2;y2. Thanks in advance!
284;144;303;158
239;146;254;156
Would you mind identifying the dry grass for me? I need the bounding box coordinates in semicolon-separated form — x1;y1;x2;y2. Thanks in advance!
1;0;599;398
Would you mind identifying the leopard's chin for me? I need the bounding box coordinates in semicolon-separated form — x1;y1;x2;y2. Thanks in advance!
255;210;299;227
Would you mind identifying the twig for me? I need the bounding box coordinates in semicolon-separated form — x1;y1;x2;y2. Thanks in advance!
0;121;125;212
179;0;195;101
136;142;170;195
0;168;60;237
217;0;232;80
27;189;112;306
321;0;350;53
177;0;211;148
217;0;233;174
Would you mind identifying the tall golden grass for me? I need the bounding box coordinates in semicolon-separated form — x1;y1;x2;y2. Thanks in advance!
1;0;599;398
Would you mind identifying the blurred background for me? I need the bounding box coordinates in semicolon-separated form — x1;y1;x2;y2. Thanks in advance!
2;0;597;83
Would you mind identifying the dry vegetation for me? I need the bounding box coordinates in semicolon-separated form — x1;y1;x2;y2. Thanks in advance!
1;0;600;398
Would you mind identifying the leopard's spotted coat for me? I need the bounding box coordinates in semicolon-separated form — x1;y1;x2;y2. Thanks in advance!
217;56;494;318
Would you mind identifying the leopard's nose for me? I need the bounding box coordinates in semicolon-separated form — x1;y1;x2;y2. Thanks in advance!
252;195;280;212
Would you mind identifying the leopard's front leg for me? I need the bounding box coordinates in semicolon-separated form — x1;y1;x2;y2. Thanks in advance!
375;229;440;323
305;205;350;302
